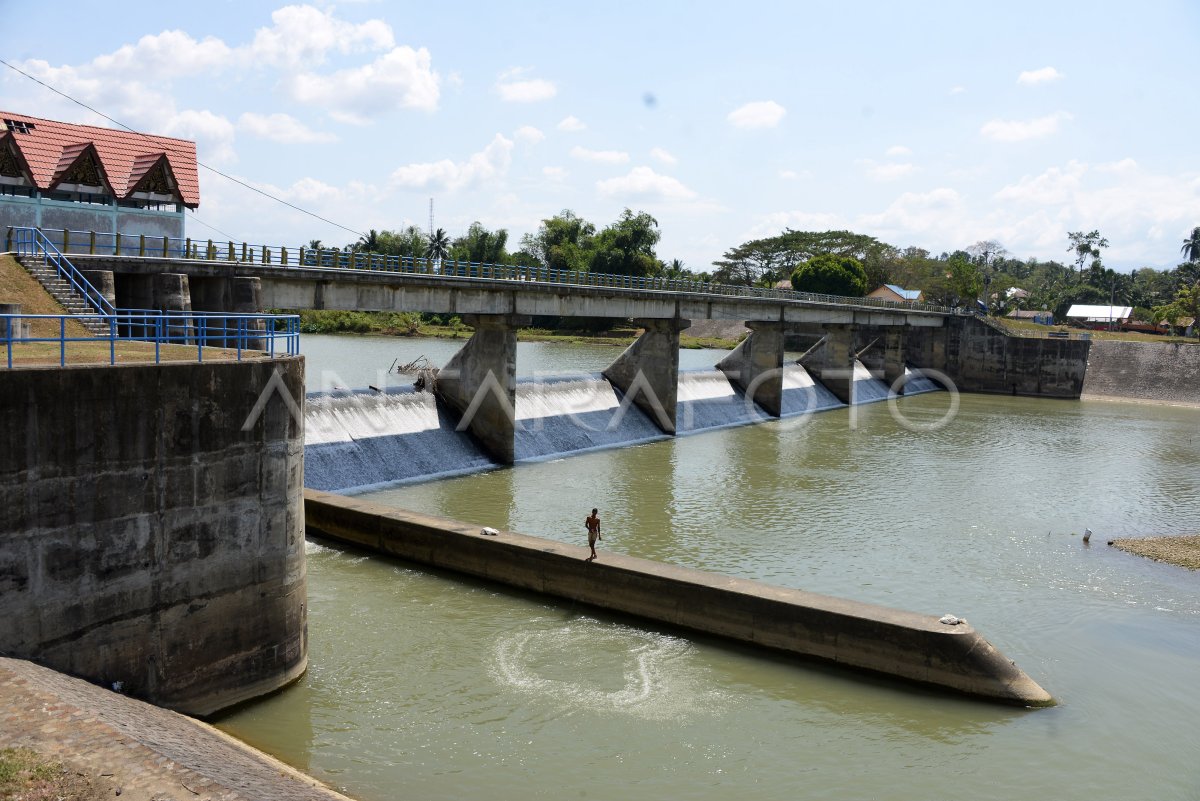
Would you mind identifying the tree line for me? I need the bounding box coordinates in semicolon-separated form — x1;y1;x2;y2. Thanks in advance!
315;212;1200;332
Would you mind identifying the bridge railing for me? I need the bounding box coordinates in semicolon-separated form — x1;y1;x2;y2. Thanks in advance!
0;310;301;368
12;227;116;316
8;226;964;315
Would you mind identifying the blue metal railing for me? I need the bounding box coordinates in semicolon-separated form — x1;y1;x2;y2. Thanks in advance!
13;227;116;316
11;226;966;316
1;310;300;369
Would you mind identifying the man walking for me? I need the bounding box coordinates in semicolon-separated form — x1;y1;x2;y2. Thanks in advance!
585;508;602;561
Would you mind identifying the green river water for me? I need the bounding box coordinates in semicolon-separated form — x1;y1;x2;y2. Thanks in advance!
216;334;1200;801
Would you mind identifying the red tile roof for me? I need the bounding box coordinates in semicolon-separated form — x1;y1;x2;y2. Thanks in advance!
0;110;199;207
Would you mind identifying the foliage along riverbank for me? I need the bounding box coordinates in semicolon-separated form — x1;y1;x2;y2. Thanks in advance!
286;309;744;350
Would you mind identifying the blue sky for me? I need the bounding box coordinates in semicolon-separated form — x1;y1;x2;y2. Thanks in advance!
4;1;1199;271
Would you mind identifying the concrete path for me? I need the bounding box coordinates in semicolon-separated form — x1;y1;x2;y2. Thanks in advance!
0;657;354;801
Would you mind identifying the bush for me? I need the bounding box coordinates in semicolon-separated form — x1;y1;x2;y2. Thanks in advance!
791;254;868;296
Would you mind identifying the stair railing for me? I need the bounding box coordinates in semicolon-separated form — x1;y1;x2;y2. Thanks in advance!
13;227;115;317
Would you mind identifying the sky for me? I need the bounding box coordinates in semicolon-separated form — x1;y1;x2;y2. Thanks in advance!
3;1;1199;272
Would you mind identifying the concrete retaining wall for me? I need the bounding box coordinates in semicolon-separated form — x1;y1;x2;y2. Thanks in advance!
906;316;1090;398
0;357;308;716
304;489;1052;706
1081;340;1200;406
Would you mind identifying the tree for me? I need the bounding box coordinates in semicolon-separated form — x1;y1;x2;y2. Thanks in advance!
353;229;380;253
790;253;868;296
377;226;427;259
307;239;323;250
1181;226;1200;264
520;210;596;272
426;227;451;265
1067;230;1109;280
451;222;511;265
714;229;896;288
590;209;661;277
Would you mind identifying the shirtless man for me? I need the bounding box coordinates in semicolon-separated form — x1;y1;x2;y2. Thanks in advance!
585;508;602;561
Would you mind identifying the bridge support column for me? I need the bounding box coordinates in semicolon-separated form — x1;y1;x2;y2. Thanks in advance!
813;325;857;405
603;317;690;435
883;328;906;393
435;314;530;464
232;277;265;351
717;321;785;417
80;270;116;311
154;273;192;344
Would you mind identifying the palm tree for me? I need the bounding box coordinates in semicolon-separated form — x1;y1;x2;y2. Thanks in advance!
355;229;380;253
1181;226;1200;264
308;239;323;250
426;227;450;271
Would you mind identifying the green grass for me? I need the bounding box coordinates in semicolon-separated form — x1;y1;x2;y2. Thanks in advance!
0;748;61;791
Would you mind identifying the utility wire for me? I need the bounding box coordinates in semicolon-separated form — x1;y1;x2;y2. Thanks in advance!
1;57;366;239
185;210;239;243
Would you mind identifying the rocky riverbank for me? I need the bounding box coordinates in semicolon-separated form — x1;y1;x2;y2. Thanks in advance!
1109;535;1200;570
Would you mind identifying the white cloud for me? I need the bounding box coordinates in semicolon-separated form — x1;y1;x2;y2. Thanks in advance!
514;125;545;144
569;146;630;165
596;166;697;200
557;115;586;132
495;68;556;102
650;147;677;165
248;5;394;69
542;166;567;181
1017;66;1063;85
286;46;440;121
161;109;237;163
860;160;917;181
92;30;233;78
238;112;336;144
980;111;1071;142
859;188;966;237
727;100;786;130
778;169;806;181
948;85;966;95
886;145;912;157
390;133;514;191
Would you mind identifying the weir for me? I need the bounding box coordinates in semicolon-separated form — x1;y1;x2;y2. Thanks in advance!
303;489;1054;707
302;357;937;493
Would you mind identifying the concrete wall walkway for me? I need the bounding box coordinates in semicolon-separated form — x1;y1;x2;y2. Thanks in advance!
0;657;353;801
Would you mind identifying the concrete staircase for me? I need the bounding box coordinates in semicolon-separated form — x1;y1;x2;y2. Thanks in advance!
16;256;111;336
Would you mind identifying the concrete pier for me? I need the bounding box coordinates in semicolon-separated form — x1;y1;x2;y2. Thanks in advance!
304;489;1054;707
811;325;857;404
435;313;528;463
603;317;689;434
717;320;785;417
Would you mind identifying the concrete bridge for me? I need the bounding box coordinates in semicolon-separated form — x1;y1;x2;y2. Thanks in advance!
14;240;1090;466
56;252;962;458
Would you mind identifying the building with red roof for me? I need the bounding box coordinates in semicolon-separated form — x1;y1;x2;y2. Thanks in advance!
0;110;199;242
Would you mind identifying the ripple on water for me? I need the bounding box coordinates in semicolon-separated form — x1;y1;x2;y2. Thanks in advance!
490;616;726;722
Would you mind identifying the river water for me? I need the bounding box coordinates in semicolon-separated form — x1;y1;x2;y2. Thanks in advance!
217;334;1200;801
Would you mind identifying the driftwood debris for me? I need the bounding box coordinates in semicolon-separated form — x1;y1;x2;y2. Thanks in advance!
390;355;440;392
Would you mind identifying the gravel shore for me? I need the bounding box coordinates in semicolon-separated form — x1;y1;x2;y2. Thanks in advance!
1109;535;1200;571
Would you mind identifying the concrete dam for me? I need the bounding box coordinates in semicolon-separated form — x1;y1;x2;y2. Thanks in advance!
304;360;942;494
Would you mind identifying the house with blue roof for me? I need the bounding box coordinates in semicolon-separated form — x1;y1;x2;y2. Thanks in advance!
867;284;923;303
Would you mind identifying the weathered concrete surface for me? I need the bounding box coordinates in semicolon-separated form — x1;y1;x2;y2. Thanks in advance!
603;317;689;433
808;326;857;404
304;489;1053;706
435;314;526;463
0;657;351;801
68;253;954;325
1081;340;1200;406
0;357;308;716
717;321;785;417
906;316;1089;398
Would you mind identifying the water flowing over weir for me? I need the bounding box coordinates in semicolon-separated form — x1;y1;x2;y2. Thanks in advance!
302;361;941;493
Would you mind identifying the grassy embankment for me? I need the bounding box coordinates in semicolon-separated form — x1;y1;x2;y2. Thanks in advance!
993;315;1199;343
291;309;745;349
0;254;272;366
0;747;112;800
